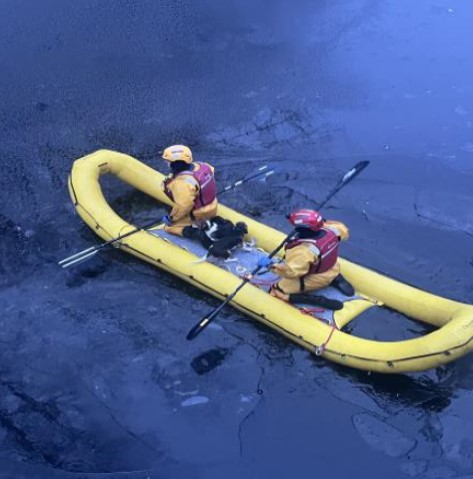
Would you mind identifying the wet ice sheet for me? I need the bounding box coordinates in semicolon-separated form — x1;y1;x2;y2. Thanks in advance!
353;412;417;458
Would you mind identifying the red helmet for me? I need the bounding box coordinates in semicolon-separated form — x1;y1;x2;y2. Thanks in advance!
288;209;324;231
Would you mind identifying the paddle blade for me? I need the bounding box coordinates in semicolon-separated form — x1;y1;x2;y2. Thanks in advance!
58;245;96;265
186;317;212;341
342;160;370;183
61;250;98;268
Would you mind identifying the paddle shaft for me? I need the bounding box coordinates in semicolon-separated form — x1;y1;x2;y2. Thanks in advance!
220;165;272;192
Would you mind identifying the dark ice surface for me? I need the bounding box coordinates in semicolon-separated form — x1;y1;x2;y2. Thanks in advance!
1;0;473;478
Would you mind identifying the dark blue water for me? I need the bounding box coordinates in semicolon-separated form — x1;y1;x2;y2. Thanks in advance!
1;1;473;478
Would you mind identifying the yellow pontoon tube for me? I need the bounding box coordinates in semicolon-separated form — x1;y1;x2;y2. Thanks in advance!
67;150;473;374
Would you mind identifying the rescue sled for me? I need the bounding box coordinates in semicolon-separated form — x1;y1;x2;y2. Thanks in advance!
67;150;473;373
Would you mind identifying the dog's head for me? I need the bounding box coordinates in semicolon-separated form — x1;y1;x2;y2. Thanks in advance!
235;222;248;236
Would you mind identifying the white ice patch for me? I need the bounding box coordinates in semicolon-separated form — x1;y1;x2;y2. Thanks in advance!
208;323;224;331
181;396;210;407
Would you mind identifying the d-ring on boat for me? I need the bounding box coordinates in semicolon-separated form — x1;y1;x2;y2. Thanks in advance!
67;150;473;374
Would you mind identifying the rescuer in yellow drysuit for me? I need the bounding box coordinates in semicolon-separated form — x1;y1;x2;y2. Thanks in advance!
160;145;218;236
257;209;353;309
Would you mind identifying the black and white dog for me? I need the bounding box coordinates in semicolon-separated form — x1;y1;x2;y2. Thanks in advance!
183;216;248;259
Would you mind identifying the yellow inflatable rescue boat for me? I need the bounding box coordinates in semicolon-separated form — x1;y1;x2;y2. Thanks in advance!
67;150;473;374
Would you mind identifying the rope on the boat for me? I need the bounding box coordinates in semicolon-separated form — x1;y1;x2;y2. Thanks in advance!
299;306;325;314
315;323;339;356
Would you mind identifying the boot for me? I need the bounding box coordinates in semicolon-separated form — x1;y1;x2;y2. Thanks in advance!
330;274;355;297
289;293;343;311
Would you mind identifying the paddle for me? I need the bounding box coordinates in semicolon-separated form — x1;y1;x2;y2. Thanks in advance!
186;160;370;341
59;165;274;268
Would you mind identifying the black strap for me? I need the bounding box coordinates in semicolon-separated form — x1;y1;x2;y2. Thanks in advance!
274;283;286;294
198;185;205;207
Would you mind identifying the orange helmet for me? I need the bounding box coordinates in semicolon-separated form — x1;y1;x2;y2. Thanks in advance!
288;209;324;231
162;145;193;163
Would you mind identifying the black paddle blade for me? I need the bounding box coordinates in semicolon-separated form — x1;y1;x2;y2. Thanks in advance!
317;160;370;210
186;317;212;341
342;160;370;183
354;160;370;171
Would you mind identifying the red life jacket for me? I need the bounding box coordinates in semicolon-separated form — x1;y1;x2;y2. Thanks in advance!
164;162;216;209
285;228;340;275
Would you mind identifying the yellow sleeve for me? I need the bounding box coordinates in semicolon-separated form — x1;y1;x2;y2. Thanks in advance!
168;176;198;222
324;220;350;241
271;244;315;279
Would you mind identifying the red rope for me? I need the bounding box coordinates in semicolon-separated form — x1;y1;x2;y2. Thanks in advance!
299;306;325;314
316;323;339;356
